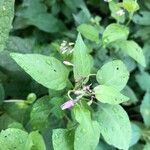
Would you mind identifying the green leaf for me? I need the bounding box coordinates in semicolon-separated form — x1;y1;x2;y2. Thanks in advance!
0;0;14;51
64;0;86;12
134;27;150;41
133;11;150;26
50;97;65;119
73;103;100;150
94;85;129;105
136;72;150;91
0;114;14;130
144;0;150;10
73;7;91;25
30;96;52;130
29;14;65;33
6;36;35;53
25;131;46;150
123;56;137;72
140;92;150;128
121;0;139;13
96;103;131;150
10;53;69;90
130;144;144;150
122;86;138;104
7;122;24;130
102;23;129;46
13;0;65;32
96;60;129;91
116;40;146;67
77;24;100;43
73;102;91;126
0;128;28;150
3;101;28;123
143;42;150;66
0;113;24;130
130;123;141;147
74;122;100;150
73;33;93;81
96;141;116;150
52;129;74;150
144;143;150;150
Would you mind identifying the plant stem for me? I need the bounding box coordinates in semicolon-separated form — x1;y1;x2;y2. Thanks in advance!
3;99;25;103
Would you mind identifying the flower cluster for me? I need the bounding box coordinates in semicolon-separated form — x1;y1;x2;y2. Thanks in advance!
61;84;94;110
60;40;74;54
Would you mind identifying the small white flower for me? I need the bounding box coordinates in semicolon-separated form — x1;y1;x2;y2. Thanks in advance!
68;42;74;46
74;90;84;95
69;49;74;54
60;41;74;54
63;61;74;66
116;9;125;16
104;0;112;2
60;47;68;54
83;84;92;93
61;40;67;47
87;100;93;106
87;96;94;106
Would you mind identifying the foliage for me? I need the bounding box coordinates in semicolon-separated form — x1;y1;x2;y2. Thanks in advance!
0;0;150;150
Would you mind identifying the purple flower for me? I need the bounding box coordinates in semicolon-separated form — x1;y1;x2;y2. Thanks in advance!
61;100;75;110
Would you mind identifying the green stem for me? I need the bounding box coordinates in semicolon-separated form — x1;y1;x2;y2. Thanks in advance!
4;99;25;103
126;12;134;26
67;90;75;100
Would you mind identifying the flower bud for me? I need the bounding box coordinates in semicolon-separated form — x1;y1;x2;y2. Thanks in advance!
63;61;74;66
61;100;75;110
